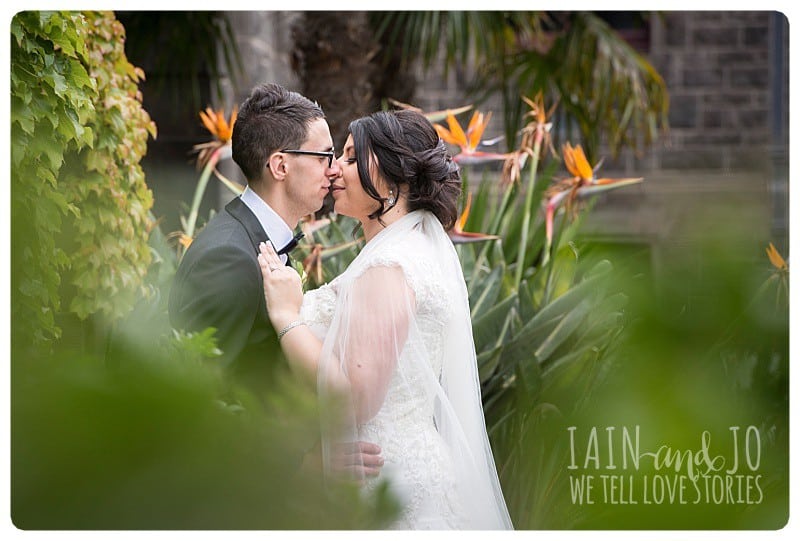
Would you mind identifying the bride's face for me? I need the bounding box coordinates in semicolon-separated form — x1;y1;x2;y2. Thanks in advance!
330;135;385;221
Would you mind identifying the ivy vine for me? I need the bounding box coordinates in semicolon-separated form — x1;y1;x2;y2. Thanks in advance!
11;11;157;349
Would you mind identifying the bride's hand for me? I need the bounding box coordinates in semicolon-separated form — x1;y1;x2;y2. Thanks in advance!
258;241;303;330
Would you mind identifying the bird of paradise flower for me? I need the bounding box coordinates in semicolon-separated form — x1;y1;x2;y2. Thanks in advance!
507;92;559;289
193;106;245;194
433;109;511;164
172;106;244;255
764;242;788;309
449;192;501;244
543;143;643;265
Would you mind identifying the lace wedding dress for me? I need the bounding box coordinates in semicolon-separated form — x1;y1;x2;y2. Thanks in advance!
300;210;512;530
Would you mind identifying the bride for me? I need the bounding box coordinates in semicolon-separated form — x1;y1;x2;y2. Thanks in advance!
258;109;512;529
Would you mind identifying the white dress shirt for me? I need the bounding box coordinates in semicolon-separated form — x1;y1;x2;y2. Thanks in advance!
239;186;293;264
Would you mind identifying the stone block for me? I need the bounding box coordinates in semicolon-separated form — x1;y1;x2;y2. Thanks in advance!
668;94;698;128
744;26;769;47
659;148;725;169
728;147;771;171
702;92;754;108
730;67;769;88
664;16;686;47
738;109;769;130
684;68;723;88
717;51;762;65
691;27;739;47
702;110;722;128
684;133;743;146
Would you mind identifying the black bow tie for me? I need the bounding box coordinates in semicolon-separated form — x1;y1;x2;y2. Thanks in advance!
276;232;305;255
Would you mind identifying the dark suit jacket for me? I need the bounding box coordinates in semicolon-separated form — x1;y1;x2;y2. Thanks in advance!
168;197;286;392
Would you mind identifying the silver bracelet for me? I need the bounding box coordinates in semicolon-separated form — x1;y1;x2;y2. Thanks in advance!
278;320;306;340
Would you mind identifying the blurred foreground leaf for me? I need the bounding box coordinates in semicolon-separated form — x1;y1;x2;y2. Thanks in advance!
12;342;399;529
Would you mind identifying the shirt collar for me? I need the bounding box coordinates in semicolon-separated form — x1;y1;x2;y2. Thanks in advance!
239;186;293;262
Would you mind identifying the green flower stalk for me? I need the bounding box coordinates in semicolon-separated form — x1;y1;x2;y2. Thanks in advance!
512;92;557;290
176;106;243;258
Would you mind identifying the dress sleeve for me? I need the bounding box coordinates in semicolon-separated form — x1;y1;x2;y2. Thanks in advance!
325;264;416;424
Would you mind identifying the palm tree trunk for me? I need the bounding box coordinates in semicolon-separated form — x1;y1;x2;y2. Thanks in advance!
291;11;379;150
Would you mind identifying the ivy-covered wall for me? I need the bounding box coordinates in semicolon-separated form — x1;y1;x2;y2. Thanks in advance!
11;11;157;350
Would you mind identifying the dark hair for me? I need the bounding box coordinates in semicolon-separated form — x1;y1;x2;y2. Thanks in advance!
348;109;461;230
231;83;325;182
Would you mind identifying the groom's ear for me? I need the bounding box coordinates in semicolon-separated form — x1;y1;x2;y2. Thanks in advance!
268;152;288;181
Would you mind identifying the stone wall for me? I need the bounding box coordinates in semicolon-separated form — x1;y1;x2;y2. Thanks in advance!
647;11;777;172
580;11;788;270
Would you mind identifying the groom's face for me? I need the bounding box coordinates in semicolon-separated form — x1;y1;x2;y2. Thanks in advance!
284;118;339;215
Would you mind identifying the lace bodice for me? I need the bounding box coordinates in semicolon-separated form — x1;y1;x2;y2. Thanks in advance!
300;229;467;528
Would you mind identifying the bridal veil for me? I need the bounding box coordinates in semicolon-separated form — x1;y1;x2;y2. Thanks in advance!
316;210;512;529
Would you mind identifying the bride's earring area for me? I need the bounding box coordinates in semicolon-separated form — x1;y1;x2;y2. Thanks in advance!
387;189;396;207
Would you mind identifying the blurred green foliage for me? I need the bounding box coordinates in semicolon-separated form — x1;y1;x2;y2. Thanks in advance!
12;329;399;529
501;209;789;529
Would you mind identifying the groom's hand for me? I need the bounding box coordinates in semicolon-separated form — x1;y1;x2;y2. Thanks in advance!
331;441;384;483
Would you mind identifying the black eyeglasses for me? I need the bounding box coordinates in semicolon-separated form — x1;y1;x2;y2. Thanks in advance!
281;148;336;168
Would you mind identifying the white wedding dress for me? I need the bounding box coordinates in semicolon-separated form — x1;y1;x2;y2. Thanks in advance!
300;210;512;530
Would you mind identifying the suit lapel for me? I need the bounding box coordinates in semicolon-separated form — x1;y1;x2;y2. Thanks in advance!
225;197;269;253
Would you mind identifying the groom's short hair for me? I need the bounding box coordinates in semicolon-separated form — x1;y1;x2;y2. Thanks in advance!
232;83;325;183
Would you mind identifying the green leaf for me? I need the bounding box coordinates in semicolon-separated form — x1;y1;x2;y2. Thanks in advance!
540;342;601;384
66;58;94;92
477;345;504;382
534;298;592;363
11;95;36;134
55;107;83;142
469;263;504;319
524;259;611;330
50;70;69;97
518;279;537;322
29;131;65;171
472;292;517;353
497;313;562;376
515;357;542;401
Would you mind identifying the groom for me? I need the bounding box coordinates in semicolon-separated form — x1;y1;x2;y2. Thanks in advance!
169;83;332;381
169;83;382;477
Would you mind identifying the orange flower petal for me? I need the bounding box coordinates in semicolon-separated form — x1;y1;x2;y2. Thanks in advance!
227;106;238;139
199;109;218;136
445;112;468;147
467;111;492;151
571;144;594;180
199;106;237;143
562;143;580;178
767;242;788;270
178;233;193;249
435;124;461;146
466;111;480;131
455;192;473;233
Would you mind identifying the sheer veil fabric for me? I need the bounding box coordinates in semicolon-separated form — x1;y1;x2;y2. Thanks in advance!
309;210;512;529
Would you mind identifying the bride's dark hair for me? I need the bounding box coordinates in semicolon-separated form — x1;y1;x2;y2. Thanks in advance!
348;109;462;230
